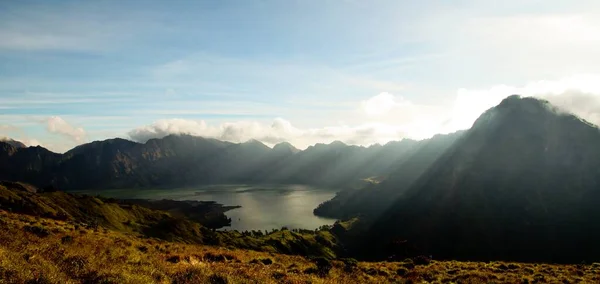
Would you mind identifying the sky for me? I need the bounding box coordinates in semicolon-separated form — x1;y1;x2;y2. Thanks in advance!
1;0;600;152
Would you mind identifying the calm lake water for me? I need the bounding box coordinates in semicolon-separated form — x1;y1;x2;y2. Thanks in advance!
77;184;338;231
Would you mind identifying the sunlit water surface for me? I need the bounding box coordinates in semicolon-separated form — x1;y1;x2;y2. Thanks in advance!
77;184;337;231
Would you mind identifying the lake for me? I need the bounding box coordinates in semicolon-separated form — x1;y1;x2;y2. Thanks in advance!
76;184;338;232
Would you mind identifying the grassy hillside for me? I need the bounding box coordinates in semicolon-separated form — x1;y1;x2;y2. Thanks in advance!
2;210;600;283
0;181;340;258
2;181;600;283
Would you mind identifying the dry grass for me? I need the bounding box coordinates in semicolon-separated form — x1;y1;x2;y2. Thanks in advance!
1;210;600;284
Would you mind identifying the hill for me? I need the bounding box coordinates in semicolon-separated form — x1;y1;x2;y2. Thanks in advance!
0;181;342;258
354;96;600;263
2;183;599;283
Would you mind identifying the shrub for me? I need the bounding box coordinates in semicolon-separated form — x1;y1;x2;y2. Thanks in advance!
303;267;318;275
208;274;228;284
272;271;286;280
171;267;206;284
204;252;234;262
413;255;431;265
397;268;409;276
339;258;357;272
61;235;74;244
508;264;520;270
260;258;273;265
312;257;332;277
25;277;52;284
137;245;149;253
166;255;181;263
364;267;378;275
23;225;50;238
81;271;124;284
62;255;88;276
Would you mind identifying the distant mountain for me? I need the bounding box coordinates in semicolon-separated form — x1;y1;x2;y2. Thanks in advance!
273;142;300;154
357;96;600;263
0;133;443;190
314;131;464;218
0;138;26;148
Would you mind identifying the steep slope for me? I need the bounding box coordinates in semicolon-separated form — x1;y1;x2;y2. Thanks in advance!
314;132;463;219
0;143;62;186
364;96;600;263
56;138;141;189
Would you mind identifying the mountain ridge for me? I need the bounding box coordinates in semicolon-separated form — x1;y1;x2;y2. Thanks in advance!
344;95;600;263
0;132;461;190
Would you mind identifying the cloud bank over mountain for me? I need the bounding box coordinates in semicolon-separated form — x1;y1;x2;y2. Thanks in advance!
3;74;600;153
126;74;600;149
128;117;409;149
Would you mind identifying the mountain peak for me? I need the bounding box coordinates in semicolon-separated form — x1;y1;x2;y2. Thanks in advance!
0;138;26;149
273;142;299;154
497;95;553;111
329;140;347;147
243;139;266;146
240;139;270;151
472;95;564;130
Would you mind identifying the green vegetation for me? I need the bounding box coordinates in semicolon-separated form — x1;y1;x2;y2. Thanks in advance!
2;210;599;283
0;181;340;259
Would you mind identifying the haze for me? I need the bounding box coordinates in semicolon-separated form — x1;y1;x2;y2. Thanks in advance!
1;0;600;152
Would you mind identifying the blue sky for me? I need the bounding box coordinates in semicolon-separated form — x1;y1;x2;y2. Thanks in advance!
2;0;600;152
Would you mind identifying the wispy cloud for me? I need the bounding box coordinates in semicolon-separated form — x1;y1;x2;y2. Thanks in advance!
46;116;86;143
0;2;153;52
149;53;408;101
2;0;600;153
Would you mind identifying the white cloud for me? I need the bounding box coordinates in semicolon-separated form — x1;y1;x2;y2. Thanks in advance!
128;118;414;149
446;74;600;131
148;53;408;103
362;92;398;116
359;93;451;139
0;124;43;148
20;138;42;147
46;116;87;142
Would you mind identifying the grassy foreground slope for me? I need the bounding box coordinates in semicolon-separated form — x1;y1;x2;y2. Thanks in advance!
2;211;600;284
1;182;600;283
0;181;338;258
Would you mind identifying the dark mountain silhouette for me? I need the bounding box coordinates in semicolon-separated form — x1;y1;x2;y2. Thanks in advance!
0;132;461;190
0;142;62;187
314;131;464;218
356;95;600;263
0;138;26;148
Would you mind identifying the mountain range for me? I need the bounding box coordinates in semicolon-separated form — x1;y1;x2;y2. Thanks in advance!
0;128;461;191
4;95;600;263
